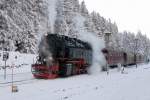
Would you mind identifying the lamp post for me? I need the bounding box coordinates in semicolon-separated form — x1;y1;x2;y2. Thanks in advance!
134;38;138;68
146;47;149;63
104;31;111;49
104;31;111;74
145;40;149;63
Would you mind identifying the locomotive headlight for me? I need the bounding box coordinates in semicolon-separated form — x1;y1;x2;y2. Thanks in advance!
48;56;53;61
46;56;53;67
43;58;46;62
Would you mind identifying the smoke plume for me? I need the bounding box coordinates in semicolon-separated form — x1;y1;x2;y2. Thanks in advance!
74;14;106;74
36;0;57;64
48;0;57;33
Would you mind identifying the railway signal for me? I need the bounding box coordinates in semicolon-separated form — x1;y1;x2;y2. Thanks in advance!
134;38;138;68
3;52;9;79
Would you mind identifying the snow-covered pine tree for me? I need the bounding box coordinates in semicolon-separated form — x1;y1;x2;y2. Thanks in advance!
0;0;150;57
54;0;69;35
80;1;88;17
91;12;105;37
0;0;48;53
73;0;80;13
54;0;80;37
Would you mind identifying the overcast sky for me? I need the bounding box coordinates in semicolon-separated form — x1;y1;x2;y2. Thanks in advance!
79;0;150;38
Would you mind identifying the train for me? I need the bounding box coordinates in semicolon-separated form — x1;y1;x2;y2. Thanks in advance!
31;34;145;79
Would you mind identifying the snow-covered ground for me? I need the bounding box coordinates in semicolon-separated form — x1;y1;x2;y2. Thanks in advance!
0;51;36;67
0;51;36;84
0;52;150;100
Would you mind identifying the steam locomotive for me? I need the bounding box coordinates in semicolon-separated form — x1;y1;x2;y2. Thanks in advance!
31;34;145;79
32;34;92;79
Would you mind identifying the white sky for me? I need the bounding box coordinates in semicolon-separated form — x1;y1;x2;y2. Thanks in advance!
79;0;150;38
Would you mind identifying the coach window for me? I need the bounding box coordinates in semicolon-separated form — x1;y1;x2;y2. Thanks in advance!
139;55;141;60
86;50;87;56
82;50;84;58
79;50;81;58
76;49;79;58
77;49;80;58
84;50;86;60
77;50;79;58
84;50;86;58
74;49;77;58
75;49;78;58
76;49;78;58
79;49;81;58
72;49;74;57
70;49;73;57
80;49;82;58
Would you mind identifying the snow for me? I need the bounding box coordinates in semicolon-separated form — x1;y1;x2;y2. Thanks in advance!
0;52;150;100
0;51;36;84
0;51;36;67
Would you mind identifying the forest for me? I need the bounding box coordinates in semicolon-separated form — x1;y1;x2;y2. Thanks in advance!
0;0;149;59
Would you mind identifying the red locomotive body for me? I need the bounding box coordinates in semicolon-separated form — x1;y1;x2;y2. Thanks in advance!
32;64;59;79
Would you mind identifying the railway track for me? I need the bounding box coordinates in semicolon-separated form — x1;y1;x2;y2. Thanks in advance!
0;64;29;70
0;78;37;87
0;71;31;76
0;71;38;87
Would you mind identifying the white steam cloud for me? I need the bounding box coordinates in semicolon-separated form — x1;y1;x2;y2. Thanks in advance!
74;14;106;74
37;0;57;60
48;0;57;33
79;32;106;74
